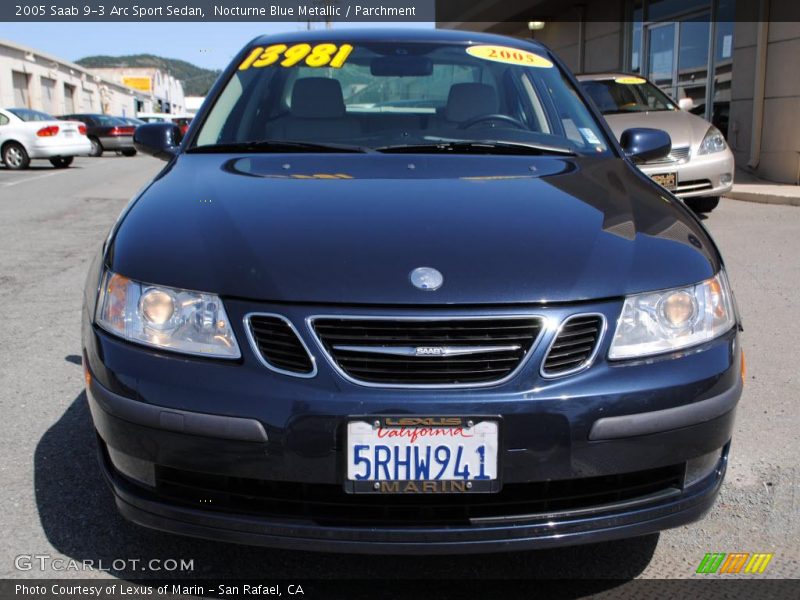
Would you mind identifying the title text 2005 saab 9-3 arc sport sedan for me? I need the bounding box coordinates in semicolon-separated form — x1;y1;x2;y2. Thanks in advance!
82;29;743;554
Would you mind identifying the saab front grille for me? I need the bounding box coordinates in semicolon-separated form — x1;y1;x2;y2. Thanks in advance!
542;314;604;377
312;317;543;386
247;315;314;376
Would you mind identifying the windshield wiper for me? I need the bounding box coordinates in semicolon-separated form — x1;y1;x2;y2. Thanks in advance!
603;108;670;115
187;140;372;154
374;140;576;156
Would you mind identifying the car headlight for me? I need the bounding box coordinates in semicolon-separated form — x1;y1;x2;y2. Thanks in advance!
95;270;240;358
697;126;726;155
609;271;735;360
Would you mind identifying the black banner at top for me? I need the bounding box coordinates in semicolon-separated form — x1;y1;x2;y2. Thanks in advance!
4;1;432;22
1;0;799;22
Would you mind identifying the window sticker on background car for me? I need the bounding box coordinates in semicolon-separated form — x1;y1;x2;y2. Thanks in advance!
466;45;553;68
579;127;602;146
239;43;354;70
615;76;647;85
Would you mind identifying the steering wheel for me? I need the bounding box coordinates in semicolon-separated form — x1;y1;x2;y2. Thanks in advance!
458;114;528;130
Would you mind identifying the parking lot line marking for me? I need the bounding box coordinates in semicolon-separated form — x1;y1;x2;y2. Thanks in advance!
1;171;62;188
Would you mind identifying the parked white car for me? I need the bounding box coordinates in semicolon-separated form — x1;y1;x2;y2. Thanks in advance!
135;112;172;123
0;108;92;170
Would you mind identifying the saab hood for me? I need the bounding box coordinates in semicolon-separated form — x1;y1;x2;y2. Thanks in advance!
108;153;719;305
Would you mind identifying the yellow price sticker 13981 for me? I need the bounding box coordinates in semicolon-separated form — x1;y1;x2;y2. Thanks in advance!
239;43;354;70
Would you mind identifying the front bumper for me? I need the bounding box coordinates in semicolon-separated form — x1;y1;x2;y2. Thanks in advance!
97;431;729;554
83;298;742;553
98;136;134;151
640;148;734;199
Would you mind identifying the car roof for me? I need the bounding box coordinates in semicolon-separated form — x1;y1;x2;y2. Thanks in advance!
8;107;50;114
250;27;549;53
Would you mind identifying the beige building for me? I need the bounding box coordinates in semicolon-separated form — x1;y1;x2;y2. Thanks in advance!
440;0;800;184
87;67;186;115
0;39;141;117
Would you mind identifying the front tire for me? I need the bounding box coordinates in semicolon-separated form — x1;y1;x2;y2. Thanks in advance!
685;196;720;214
2;142;30;170
88;137;103;157
121;148;137;157
49;156;74;168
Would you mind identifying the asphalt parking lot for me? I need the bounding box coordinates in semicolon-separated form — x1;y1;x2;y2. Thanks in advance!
0;155;797;586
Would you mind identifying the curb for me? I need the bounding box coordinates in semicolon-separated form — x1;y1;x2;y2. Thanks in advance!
726;191;800;207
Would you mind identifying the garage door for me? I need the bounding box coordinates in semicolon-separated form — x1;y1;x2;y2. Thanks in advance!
64;84;76;113
41;77;56;114
12;71;30;107
82;89;94;111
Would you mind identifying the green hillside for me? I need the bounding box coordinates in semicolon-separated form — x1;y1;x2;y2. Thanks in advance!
75;54;220;96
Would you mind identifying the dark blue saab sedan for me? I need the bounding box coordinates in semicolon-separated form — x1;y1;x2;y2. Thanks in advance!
82;29;743;553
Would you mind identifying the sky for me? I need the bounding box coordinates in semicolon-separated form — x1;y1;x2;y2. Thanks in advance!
2;22;434;70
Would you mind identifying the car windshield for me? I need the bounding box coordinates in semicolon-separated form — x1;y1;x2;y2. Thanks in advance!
8;108;55;122
192;40;611;156
579;77;677;115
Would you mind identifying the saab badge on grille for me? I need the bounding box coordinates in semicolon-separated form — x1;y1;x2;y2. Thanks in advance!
409;267;443;291
415;346;445;356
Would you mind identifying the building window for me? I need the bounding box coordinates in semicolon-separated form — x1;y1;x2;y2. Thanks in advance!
709;0;735;137
630;3;643;72
626;0;734;136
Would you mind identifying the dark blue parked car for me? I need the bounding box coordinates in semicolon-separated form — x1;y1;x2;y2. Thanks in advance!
82;29;743;553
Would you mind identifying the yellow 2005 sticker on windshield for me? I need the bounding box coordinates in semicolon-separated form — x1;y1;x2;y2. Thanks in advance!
615;76;646;84
239;43;354;70
466;45;553;68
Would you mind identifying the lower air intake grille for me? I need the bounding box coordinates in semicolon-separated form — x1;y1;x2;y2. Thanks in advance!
542;314;604;377
247;315;314;376
150;463;685;526
675;179;713;195
312;317;543;386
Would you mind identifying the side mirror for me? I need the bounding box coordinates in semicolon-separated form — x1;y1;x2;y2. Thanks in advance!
619;127;672;163
678;97;694;111
133;122;180;161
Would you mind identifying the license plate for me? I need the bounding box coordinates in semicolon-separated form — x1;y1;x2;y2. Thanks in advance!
63;130;75;137
346;417;499;494
650;172;677;190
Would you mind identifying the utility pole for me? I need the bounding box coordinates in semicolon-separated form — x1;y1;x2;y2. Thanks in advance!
305;0;337;30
